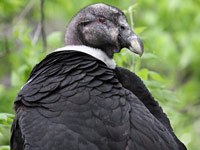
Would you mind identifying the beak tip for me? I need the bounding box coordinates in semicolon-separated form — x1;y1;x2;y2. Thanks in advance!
129;39;144;56
139;52;143;57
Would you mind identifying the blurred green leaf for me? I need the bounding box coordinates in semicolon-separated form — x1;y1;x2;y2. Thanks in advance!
0;145;10;150
141;53;158;60
47;31;63;50
149;71;165;82
137;68;149;80
0;113;14;125
134;26;147;34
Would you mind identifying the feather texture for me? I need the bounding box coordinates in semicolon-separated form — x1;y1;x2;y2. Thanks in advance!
11;50;179;150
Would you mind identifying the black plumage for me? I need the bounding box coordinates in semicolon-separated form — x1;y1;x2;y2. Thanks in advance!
10;3;186;150
115;67;187;150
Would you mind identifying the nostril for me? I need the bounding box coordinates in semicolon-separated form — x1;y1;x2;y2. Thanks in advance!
80;21;91;26
120;25;125;30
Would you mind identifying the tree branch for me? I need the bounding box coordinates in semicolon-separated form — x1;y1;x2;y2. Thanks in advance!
40;0;47;51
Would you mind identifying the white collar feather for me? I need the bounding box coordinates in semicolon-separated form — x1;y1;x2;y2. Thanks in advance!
54;45;116;69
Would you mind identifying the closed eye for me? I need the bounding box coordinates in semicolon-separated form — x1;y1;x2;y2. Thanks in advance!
80;20;92;26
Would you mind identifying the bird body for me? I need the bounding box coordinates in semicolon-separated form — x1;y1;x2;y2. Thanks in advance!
10;3;186;150
11;46;178;150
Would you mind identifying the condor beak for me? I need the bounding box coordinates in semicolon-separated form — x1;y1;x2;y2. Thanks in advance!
119;27;144;56
128;34;144;56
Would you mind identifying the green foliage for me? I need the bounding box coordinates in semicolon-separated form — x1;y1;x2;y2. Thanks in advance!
0;0;199;149
134;1;200;149
0;113;14;149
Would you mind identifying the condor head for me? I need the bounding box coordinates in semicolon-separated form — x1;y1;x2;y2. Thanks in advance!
65;3;143;58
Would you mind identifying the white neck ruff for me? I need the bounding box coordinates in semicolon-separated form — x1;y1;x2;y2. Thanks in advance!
54;45;116;69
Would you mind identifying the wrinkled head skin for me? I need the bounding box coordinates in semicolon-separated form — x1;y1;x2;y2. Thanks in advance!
65;3;143;58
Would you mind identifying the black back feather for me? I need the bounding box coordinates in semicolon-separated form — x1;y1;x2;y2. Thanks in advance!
11;51;181;150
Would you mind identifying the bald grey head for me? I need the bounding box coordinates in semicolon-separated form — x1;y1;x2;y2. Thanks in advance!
65;3;143;58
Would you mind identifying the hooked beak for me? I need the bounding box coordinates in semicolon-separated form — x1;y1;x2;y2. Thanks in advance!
119;27;144;56
128;34;144;56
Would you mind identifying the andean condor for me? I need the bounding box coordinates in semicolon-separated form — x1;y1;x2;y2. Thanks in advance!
10;3;186;150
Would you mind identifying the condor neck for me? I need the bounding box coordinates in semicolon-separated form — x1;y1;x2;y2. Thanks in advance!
65;31;83;46
65;18;83;46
